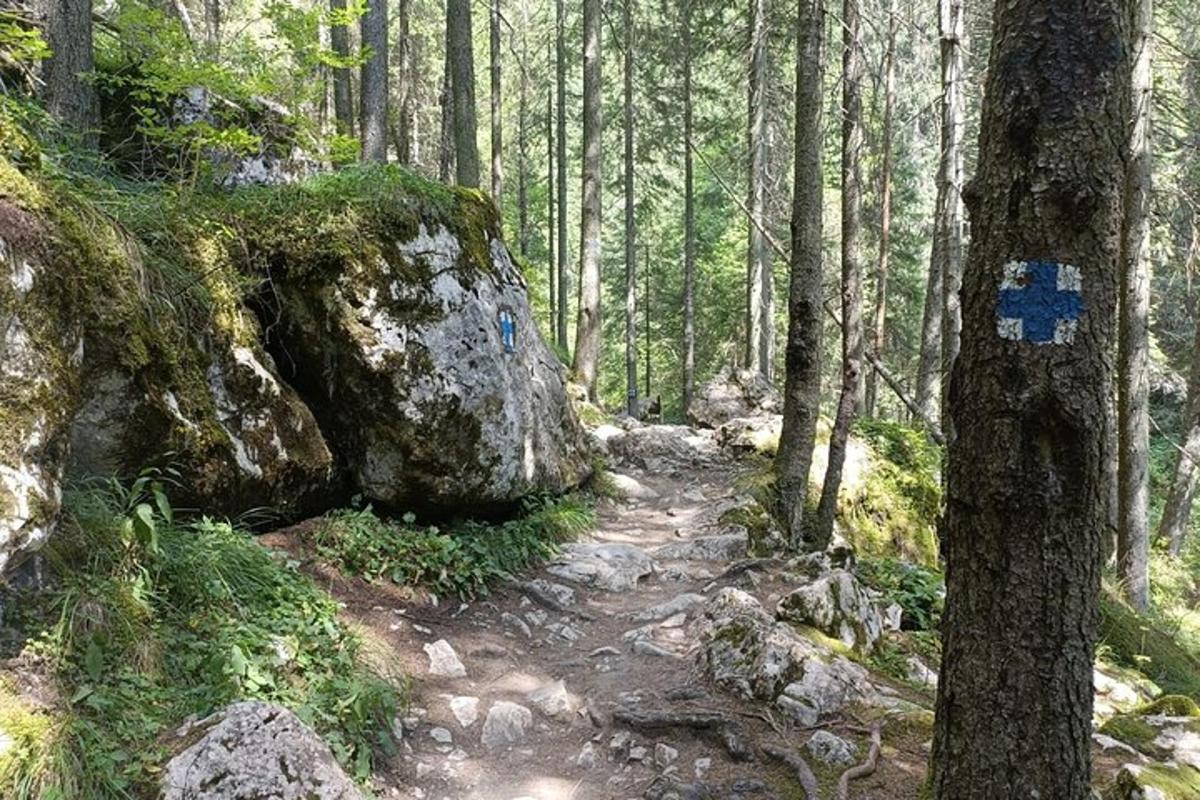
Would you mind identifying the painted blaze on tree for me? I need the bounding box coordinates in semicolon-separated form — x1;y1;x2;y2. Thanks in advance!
996;259;1084;344
931;0;1132;796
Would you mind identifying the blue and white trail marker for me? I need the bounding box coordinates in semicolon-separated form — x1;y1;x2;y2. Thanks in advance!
499;310;516;354
996;259;1084;345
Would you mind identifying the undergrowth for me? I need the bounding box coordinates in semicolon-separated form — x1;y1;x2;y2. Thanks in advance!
311;495;595;599
0;474;402;799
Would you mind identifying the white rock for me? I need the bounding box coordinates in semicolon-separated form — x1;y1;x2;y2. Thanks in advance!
527;680;573;719
607;471;661;499
424;640;467;678
481;702;533;749
805;730;857;766
429;727;453;745
161;701;362;800
577;741;598;769
777;569;883;654
449;697;480;728
547;542;656;592
654;743;679;769
694;757;712;779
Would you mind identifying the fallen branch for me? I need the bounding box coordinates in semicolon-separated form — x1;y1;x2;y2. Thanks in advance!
762;744;821;800
688;139;945;445
835;722;882;800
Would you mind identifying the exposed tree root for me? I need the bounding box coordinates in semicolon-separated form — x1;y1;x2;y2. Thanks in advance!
612;708;754;762
761;744;820;800
835;722;882;800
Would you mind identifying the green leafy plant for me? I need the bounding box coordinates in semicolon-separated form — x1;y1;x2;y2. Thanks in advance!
312;495;594;599
857;557;945;632
2;477;402;799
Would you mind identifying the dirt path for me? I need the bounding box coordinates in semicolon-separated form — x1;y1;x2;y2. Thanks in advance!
286;429;928;800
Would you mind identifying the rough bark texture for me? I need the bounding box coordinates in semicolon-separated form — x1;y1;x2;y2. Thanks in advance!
930;0;1132;796
1158;308;1200;555
776;0;825;546
681;0;696;414
939;0;965;432
571;0;602;401
330;0;354;137
1116;0;1151;611
490;0;503;202
448;0;480;186
517;1;530;255
439;35;455;182
623;0;638;417
555;0;569;350
38;0;98;144
811;0;864;548
866;2;896;418
915;222;945;423
359;0;388;161
745;0;771;379
397;0;414;164
546;63;556;329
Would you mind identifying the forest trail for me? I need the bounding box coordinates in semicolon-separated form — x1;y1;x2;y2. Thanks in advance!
298;425;929;800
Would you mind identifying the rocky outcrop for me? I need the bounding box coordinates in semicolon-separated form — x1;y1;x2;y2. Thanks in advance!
697;588;876;727
776;569;883;654
0;162;588;574
161;700;363;800
606;425;720;472
687;367;781;429
265;211;590;509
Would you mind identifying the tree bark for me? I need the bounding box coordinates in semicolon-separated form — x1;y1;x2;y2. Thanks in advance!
915;223;945;423
931;0;1132;796
489;0;503;202
681;0;696;414
439;31;455;182
204;0;220;52
546;53;556;329
397;0;415;164
811;0;864;548
330;0;354;137
359;0;389;161
447;0;480;186
623;0;638;417
866;0;896;418
38;0;98;145
517;0;530;255
555;0;569;350
1159;318;1200;555
1116;0;1152;611
939;0;965;435
776;0;825;545
745;0;771;379
571;0;603;401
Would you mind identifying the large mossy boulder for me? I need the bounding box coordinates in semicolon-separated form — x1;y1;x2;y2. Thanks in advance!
256;186;590;508
0;158;587;573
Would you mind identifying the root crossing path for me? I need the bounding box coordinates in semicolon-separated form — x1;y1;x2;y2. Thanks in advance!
322;425;916;800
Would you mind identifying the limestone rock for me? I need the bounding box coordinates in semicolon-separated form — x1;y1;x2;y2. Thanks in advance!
776;569;883;654
481;701;533;749
607;471;660;500
547;542;655;591
161;700;362;800
268;215;591;509
687;367;781;429
1110;763;1200;800
449;696;479;728
805;730;857;766
527;679;573;720
653;529;748;562
607;425;720;472
424;639;467;678
715;415;782;455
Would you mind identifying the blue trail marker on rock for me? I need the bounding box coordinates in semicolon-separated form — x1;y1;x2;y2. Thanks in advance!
500;310;516;353
996;259;1084;344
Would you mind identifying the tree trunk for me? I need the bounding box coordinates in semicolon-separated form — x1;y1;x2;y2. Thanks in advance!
931;0;1132;796
623;0;638;417
330;0;354;137
397;0;414;164
439;33;455;182
447;0;480;186
776;0;825;545
811;0;865;547
1159;316;1200;555
517;0;530;256
915;224;945;423
547;56;556;329
571;0;603;401
681;0;696;414
39;0;98;145
360;0;389;161
745;0;771;378
939;0;964;433
204;0;220;52
1116;0;1152;611
489;0;503;202
866;0;896;418
555;0;569;350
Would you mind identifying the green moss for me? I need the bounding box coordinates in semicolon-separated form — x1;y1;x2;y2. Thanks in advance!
1100;591;1200;699
1136;694;1200;717
1115;764;1200;800
1099;714;1161;751
838;420;942;567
